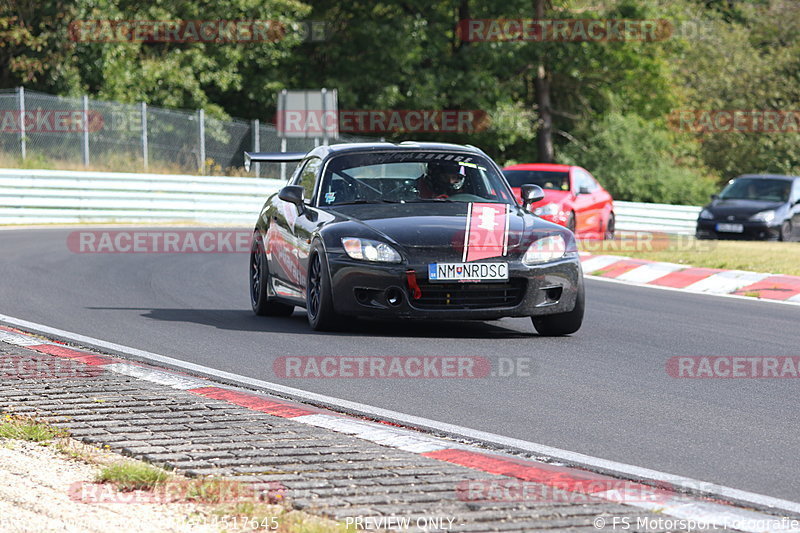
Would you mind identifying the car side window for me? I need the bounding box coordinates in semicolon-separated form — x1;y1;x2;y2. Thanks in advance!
574;170;597;193
793;179;800;203
293;157;322;203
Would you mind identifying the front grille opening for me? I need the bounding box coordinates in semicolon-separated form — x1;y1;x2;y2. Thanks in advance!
411;279;526;310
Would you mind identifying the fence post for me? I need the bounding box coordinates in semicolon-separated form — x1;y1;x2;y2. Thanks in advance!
18;87;26;160
321;87;329;146
198;109;205;174
82;95;90;167
252;119;260;177
280;137;287;181
140;102;148;171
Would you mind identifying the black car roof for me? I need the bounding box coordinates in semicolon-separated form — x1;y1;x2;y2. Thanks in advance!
306;141;488;159
736;174;799;181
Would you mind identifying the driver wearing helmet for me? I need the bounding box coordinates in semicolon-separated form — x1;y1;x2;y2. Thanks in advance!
416;160;466;199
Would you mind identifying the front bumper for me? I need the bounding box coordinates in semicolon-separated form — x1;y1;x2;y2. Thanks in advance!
327;253;582;320
696;219;782;240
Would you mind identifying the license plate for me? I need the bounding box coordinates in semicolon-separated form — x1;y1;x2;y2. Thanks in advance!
428;262;508;282
716;223;743;233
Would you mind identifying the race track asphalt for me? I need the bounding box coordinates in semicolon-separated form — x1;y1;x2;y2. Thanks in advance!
1;227;798;501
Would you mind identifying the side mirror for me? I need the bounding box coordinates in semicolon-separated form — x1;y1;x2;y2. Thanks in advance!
711;194;719;201
520;184;545;209
278;185;305;212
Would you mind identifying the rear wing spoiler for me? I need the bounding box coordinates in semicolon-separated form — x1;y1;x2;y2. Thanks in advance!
244;151;306;172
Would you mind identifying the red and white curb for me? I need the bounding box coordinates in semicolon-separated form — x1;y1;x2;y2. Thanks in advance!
581;253;800;303
1;323;798;531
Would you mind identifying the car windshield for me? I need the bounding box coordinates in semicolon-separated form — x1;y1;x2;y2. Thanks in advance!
719;178;791;202
502;170;570;191
319;152;516;206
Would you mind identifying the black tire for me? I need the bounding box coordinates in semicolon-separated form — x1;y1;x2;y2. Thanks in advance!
779;221;793;242
566;211;576;233
604;212;615;240
306;245;345;331
250;233;294;317
531;284;585;336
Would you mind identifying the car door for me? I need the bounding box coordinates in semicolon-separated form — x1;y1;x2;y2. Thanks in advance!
266;157;320;298
584;170;609;234
792;179;800;239
571;169;597;234
289;157;325;298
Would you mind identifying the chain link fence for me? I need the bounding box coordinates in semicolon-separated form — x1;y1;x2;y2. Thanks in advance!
0;88;373;179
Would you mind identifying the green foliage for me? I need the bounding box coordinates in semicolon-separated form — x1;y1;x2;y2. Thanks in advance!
559;112;718;205
0;414;68;442
668;0;800;180
96;460;170;491
0;1;82;93
2;0;799;204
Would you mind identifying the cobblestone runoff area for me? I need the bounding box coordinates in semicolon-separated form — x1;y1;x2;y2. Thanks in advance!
0;339;736;533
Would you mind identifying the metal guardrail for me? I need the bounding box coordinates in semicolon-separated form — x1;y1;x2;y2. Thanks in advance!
613;201;701;235
0;168;702;233
0;168;282;225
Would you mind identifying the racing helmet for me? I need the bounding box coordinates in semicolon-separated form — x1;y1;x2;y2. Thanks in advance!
425;160;466;195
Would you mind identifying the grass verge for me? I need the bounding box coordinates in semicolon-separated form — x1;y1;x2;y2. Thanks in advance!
579;234;800;276
95;460;171;491
0;413;68;442
0;410;352;531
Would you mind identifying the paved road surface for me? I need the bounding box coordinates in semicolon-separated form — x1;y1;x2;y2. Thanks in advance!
1;227;797;500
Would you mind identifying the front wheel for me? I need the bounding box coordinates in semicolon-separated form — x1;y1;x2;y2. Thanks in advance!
566;211;576;233
779;221;793;242
306;247;345;331
604;212;615;240
250;234;294;317
531;284;585;336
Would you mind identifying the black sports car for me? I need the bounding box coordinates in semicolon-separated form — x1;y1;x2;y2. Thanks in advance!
245;142;584;335
696;174;800;241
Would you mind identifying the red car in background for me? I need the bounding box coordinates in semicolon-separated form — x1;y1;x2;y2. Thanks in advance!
502;163;615;239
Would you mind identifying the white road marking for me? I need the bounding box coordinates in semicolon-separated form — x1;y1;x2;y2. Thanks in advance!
684;270;772;294
0;331;53;347
105;363;207;390
292;414;449;453
614;262;685;284
580;255;625;273
586;275;800;307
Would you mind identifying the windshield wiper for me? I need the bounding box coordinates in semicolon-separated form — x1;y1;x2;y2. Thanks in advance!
332;199;402;205
406;198;456;203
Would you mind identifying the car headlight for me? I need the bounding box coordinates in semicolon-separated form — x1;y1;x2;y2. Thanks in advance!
699;209;714;220
523;235;566;265
533;203;560;216
749;210;776;223
341;237;401;263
